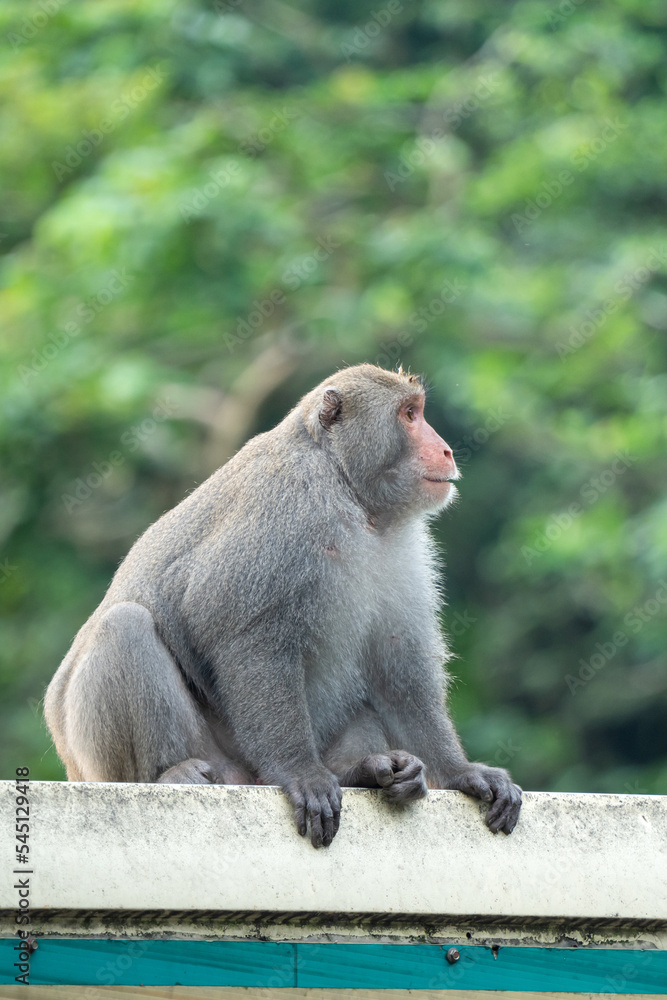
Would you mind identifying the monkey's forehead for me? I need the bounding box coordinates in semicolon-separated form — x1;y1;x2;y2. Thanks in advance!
323;364;426;394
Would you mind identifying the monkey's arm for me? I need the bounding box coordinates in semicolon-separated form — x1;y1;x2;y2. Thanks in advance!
420;706;522;833
373;640;522;834
175;476;346;848
206;630;342;849
392;697;521;833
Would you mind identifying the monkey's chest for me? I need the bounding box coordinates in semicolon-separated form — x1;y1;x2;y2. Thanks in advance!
303;543;406;743
304;593;370;745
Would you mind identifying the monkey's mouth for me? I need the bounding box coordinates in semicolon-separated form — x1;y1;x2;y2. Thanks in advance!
423;476;454;483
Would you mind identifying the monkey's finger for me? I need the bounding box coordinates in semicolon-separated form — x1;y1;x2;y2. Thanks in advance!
487;798;515;834
355;754;392;787
328;790;342;836
500;810;520;835
389;751;412;772
485;788;508;825
286;784;309;837
382;772;428;802
382;781;405;802
309;808;324;849
294;798;307;838
498;789;522;835
383;783;425;803
486;785;522;834
505;802;522;834
392;758;424;784
485;799;509;832
373;757;395;787
457;773;494;802
319;799;335;847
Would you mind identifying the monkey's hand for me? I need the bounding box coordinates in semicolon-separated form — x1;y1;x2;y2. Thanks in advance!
283;767;342;849
445;763;522;835
344;751;428;803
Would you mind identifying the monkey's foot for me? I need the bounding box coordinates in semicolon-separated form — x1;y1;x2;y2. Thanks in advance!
445;763;522;835
157;758;215;784
351;751;428;803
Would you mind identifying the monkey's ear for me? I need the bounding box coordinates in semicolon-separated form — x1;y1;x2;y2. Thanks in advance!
303;386;343;441
318;387;343;430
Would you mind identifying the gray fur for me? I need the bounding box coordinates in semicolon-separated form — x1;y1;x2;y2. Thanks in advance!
45;364;521;845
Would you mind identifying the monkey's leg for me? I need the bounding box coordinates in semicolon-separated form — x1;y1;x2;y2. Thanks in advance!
323;708;428;803
55;602;249;784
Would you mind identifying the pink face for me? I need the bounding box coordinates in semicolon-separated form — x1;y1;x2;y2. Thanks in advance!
399;395;460;505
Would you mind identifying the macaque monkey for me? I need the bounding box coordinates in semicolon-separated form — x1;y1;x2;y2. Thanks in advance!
45;365;522;846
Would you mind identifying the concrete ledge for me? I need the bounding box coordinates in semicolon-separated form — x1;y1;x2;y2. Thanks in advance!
1;783;666;946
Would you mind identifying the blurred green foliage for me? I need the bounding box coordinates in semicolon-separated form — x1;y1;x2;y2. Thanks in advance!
0;0;666;794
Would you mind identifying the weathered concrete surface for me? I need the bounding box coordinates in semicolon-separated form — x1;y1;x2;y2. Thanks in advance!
1;782;666;928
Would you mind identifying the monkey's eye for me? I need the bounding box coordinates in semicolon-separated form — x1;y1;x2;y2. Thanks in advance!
405;407;415;422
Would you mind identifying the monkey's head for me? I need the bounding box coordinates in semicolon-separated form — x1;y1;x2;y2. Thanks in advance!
300;364;460;518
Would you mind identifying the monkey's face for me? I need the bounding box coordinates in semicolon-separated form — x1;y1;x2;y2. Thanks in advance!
399;394;460;512
301;365;460;519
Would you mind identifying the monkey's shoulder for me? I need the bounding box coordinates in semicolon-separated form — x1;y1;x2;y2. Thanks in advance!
193;430;340;513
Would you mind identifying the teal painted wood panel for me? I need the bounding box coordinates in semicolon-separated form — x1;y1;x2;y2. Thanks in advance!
297;943;667;992
1;939;666;992
2;939;295;988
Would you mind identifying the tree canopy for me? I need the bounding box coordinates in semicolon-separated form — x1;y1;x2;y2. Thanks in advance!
1;0;666;794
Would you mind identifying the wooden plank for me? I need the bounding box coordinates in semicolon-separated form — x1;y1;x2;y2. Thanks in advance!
2;940;666;993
